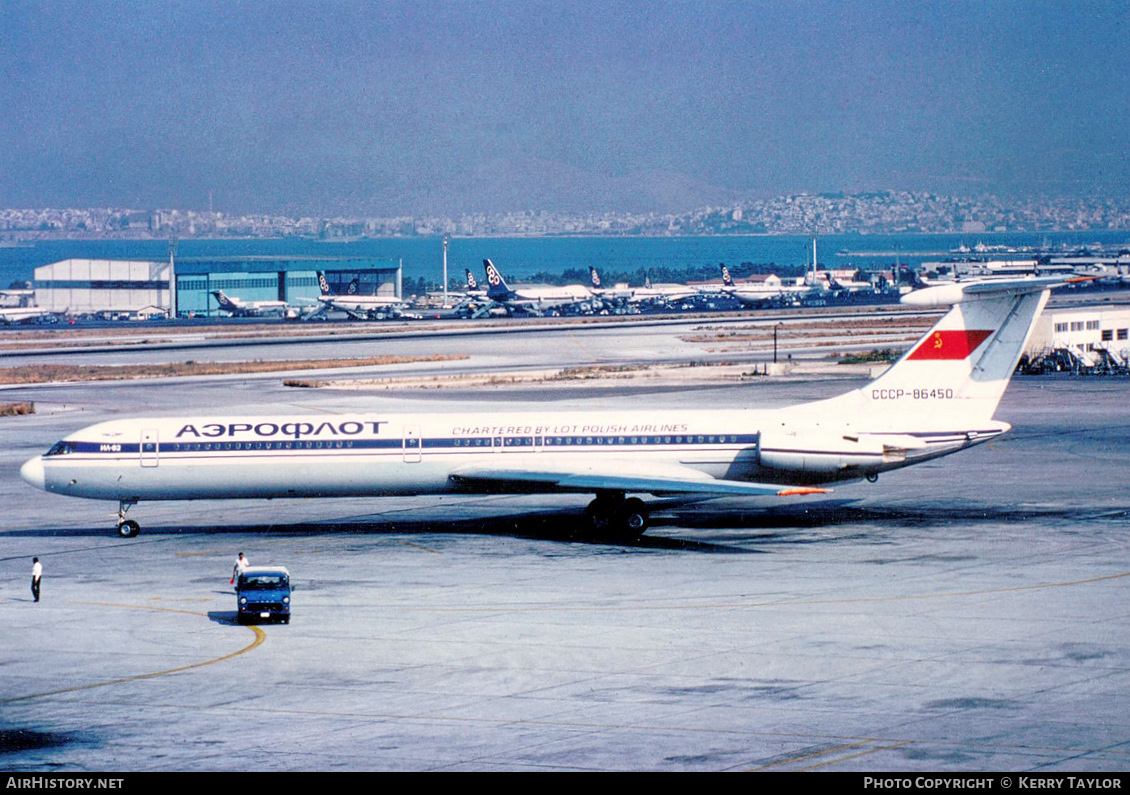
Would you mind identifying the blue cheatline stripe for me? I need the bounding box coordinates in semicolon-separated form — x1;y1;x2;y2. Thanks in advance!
48;433;763;458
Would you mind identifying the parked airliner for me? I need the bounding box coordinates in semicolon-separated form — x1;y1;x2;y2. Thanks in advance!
464;269;484;297
629;273;704;306
210;290;292;317
588;267;634;305
21;276;1065;539
719;265;787;305
0;305;64;324
483;259;596;315
451;269;487;303
315;272;410;320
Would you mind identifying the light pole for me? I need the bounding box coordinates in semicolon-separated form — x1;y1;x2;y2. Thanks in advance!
773;322;784;364
442;235;450;308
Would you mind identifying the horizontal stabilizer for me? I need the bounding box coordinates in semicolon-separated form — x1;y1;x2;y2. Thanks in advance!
902;275;1093;307
449;461;828;498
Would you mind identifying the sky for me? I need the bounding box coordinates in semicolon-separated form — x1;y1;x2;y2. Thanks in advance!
2;0;1129;217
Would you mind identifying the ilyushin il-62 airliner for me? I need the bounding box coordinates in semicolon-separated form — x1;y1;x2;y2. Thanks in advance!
20;276;1067;539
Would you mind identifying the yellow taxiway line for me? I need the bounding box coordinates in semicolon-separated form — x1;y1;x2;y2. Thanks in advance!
0;601;264;705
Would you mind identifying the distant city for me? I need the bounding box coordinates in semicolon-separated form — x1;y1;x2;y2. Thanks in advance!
3;191;1130;241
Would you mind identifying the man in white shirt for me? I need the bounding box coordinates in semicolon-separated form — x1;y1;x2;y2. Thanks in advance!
231;552;250;585
31;557;42;602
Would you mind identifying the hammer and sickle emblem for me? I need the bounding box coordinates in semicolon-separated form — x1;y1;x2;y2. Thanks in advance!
933;332;944;350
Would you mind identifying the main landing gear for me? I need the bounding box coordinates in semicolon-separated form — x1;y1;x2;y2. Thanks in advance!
584;492;649;541
116;500;140;538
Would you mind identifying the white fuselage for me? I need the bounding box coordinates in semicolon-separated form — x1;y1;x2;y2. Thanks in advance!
0;307;55;324
212;292;289;316
630;284;704;304
319;295;405;311
20;404;1001;504
240;300;287;311
723;284;786;304
505;285;594;310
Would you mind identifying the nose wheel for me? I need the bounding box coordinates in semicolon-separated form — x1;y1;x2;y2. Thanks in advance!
116;501;140;538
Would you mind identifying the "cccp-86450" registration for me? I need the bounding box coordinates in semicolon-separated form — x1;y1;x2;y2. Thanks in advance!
872;388;956;400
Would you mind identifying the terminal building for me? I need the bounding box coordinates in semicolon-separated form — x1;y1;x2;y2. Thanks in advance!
1024;303;1130;371
1028;304;1130;355
31;256;402;318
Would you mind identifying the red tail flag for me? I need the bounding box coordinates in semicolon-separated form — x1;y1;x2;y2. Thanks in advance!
907;329;994;361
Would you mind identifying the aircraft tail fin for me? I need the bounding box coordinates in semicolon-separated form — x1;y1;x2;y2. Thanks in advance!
721;265;734;287
484;259;511;300
824;277;1066;426
590;267;602;289
466;269;478;290
211;290;235;310
316;271;333;296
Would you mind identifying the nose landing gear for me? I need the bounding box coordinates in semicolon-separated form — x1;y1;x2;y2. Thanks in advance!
116;500;140;538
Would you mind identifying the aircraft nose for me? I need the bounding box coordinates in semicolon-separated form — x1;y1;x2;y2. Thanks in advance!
20;457;45;490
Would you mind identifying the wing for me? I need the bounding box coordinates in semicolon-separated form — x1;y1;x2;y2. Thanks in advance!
448;459;826;498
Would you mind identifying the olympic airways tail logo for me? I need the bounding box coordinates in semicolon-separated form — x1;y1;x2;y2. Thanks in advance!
486;263;503;286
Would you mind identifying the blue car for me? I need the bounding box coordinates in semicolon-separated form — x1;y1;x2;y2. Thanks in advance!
236;566;291;624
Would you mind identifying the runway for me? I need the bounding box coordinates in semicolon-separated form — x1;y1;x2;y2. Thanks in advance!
1;321;1129;771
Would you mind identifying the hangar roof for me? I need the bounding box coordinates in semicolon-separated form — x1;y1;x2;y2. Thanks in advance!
172;256;399;275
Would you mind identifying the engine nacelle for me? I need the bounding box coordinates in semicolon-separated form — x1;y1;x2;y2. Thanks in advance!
758;429;919;476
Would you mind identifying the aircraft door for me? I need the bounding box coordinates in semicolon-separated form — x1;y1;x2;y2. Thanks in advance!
140;429;159;468
403;425;422;463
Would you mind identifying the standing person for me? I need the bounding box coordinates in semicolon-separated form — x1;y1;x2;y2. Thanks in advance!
31;557;42;602
231;552;249;585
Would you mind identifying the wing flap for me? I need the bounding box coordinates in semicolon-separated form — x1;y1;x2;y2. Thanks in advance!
449;460;827;498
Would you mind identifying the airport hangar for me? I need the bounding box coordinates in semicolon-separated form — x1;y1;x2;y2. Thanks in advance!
29;255;404;318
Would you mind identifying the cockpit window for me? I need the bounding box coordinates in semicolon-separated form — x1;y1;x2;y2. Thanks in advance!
45;441;78;456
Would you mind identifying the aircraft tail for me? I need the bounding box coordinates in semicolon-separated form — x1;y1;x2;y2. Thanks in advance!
316;272;333;296
721;265;735;287
590;267;602;289
465;269;478;290
211;290;235;310
821;277;1063;426
483;259;511;300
